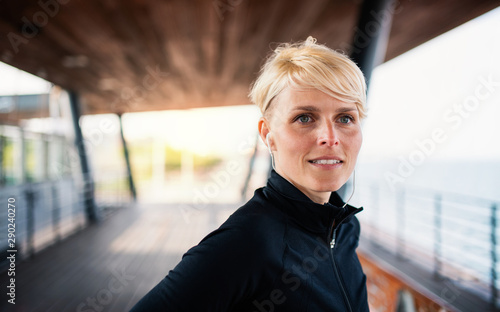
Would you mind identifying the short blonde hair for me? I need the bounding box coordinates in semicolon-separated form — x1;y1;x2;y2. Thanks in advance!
249;36;367;119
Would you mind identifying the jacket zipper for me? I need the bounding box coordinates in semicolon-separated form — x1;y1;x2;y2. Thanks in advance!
330;227;354;312
329;220;336;248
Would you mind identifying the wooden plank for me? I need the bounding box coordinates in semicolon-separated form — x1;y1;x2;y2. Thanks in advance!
0;0;497;116
0;202;235;312
358;239;497;312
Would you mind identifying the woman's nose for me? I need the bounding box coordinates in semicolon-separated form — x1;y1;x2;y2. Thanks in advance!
318;123;339;146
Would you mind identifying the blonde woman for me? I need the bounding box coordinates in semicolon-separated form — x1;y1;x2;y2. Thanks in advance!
131;37;369;312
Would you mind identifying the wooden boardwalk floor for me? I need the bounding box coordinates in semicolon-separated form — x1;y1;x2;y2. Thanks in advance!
0;202;237;312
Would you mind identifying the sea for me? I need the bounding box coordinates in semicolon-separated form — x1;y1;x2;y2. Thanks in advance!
350;159;500;296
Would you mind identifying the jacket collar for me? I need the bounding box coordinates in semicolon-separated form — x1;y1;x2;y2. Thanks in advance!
264;170;362;234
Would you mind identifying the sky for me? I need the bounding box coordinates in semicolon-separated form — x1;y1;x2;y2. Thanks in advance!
361;6;500;162
0;62;52;95
1;6;499;161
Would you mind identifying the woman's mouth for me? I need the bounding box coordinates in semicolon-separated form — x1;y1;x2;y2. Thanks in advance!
308;156;344;169
309;159;342;165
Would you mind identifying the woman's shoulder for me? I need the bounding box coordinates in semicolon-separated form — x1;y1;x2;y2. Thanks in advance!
228;188;285;233
196;189;287;258
150;191;289;310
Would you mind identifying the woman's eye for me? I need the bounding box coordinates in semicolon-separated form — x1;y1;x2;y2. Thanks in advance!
338;115;353;124
296;115;313;123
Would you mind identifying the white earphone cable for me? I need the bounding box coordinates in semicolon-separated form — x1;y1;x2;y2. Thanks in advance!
342;170;355;208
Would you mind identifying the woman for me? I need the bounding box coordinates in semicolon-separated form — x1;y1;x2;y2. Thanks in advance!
131;36;369;312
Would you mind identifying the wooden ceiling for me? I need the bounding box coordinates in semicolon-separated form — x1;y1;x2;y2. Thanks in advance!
0;0;498;116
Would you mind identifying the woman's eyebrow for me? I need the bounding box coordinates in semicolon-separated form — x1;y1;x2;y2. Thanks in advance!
292;105;358;113
336;107;358;113
292;105;320;112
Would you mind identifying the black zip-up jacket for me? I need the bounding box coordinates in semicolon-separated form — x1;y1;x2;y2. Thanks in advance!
131;170;369;311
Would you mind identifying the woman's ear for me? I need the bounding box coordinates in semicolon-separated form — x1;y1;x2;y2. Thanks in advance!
258;117;271;148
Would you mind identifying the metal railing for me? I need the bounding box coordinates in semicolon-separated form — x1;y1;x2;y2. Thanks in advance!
355;183;500;307
0;179;85;263
0;172;131;271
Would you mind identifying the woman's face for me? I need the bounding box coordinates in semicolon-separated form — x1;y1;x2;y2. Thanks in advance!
259;87;362;204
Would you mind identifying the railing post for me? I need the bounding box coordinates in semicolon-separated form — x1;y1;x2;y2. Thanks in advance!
434;194;442;278
491;203;498;307
0;134;4;187
25;186;35;258
52;183;61;242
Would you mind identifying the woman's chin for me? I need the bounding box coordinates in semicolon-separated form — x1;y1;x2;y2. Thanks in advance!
310;179;347;194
